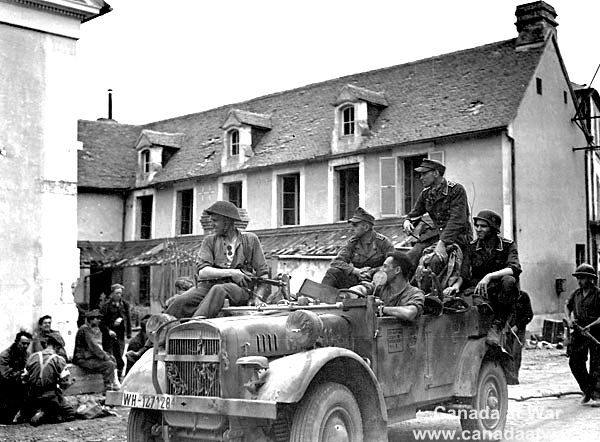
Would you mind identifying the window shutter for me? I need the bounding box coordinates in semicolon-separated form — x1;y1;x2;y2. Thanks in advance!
428;151;444;164
380;157;396;215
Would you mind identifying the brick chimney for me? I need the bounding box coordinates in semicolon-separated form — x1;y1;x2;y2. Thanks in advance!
515;1;558;47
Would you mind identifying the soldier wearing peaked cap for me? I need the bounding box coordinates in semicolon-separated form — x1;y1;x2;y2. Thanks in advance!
403;158;472;275
564;263;600;406
322;207;395;289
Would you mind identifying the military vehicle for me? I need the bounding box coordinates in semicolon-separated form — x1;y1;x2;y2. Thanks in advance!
106;286;510;442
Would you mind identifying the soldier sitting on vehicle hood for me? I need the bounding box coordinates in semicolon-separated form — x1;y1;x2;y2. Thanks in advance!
351;251;425;322
322;207;395;290
165;200;270;319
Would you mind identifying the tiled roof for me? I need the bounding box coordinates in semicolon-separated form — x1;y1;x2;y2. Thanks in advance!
77;120;140;189
334;84;388;107
79;218;408;267
78;38;545;187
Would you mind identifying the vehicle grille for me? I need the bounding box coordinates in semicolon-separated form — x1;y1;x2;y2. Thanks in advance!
166;327;221;397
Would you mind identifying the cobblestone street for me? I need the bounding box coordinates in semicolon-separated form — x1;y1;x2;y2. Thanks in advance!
0;345;595;441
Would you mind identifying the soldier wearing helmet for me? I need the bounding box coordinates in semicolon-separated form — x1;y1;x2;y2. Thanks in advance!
444;209;521;347
165;200;269;319
564;263;600;406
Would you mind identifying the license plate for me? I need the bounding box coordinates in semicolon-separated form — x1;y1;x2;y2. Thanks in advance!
121;392;175;410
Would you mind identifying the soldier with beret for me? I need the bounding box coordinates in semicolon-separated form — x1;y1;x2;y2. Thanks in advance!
166;200;270;319
322;207;395;289
444;210;521;346
403;159;472;275
564;263;600;406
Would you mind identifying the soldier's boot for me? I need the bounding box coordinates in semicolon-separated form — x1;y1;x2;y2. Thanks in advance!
30;409;46;427
486;321;503;347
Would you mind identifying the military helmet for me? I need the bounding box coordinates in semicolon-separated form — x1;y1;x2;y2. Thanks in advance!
473;210;501;232
205;200;242;221
572;263;598;280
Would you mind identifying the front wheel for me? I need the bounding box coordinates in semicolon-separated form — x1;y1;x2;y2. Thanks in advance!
128;408;162;442
290;382;363;442
460;360;508;440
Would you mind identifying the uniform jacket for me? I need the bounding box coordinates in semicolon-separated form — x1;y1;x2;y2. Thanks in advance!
406;179;472;246
0;344;28;384
100;299;132;340
197;229;268;277
73;324;111;363
566;285;600;329
329;229;395;275
25;349;70;392
31;328;68;361
462;234;521;287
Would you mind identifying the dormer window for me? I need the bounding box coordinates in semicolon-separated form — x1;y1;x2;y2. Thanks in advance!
229;129;240;156
141;149;150;173
342;106;355;136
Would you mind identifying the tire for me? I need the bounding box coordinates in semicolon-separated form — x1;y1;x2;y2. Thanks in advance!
128;408;162;442
461;360;508;440
290;382;363;442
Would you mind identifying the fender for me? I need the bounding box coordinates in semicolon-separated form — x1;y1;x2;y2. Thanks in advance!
120;349;166;395
454;338;512;396
257;347;387;421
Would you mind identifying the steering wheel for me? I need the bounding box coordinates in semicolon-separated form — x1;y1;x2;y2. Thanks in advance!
337;288;367;299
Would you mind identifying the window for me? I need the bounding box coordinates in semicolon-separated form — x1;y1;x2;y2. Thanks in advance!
536;77;542;95
141;149;150;173
225;182;242;208
380;158;396;215
137;195;153;239
576;244;586;267
563;91;567;104
403;154;427;213
176;189;194;235
229;130;240;156
139;266;150;306
280;174;300;225
337;164;359;221
342;106;355;136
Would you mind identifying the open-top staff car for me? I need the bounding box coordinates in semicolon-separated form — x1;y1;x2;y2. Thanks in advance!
106;286;511;442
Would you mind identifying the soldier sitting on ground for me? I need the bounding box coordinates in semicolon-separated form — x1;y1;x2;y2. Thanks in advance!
31;315;68;362
165;200;270;319
21;332;75;426
443;210;521;346
0;331;32;424
351;252;425;322
322;207;395;289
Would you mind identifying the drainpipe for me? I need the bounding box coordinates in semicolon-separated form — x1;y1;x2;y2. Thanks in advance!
511;136;517;243
121;191;127;242
585;142;591;263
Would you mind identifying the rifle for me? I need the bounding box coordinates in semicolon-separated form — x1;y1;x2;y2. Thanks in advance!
573;322;600;346
563;319;600;357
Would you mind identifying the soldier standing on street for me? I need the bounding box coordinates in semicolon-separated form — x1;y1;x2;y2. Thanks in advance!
100;283;131;381
564;263;600;406
444;210;521;346
322;207;395;289
402;159;472;275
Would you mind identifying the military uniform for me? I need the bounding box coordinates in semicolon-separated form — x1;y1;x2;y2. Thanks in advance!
462;234;521;323
405;179;472;267
322;207;395;289
565;280;600;401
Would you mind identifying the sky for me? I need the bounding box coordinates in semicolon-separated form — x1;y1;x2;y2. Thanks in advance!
75;0;600;125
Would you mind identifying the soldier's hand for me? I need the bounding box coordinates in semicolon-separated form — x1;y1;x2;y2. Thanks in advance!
357;267;372;281
443;286;458;297
230;269;252;288
434;240;448;262
474;275;491;297
403;219;414;235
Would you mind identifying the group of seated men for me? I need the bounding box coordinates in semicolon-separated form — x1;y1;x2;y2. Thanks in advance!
162;158;526;351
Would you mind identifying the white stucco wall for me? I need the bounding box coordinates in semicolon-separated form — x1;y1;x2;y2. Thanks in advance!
512;40;588;314
78;192;124;241
0;2;105;352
